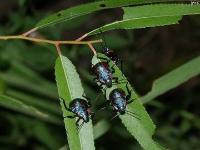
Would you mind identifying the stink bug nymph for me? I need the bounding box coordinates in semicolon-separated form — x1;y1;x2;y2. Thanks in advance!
99;83;139;120
60;95;94;130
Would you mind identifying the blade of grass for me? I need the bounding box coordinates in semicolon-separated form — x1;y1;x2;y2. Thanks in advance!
0;61;58;99
55;55;95;150
93;119;110;140
141;56;200;104
92;53;164;150
0;95;61;125
6;89;61;115
33;121;62;149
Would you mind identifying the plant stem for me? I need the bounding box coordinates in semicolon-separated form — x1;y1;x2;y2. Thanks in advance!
0;35;102;45
88;43;97;55
75;33;88;41
22;27;38;36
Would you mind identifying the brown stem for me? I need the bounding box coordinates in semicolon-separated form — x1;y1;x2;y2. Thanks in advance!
75;33;88;41
88;43;97;55
22;27;38;37
0;35;102;45
55;43;61;56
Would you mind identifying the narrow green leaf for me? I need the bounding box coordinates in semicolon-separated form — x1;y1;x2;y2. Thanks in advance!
88;16;181;35
0;62;58;99
93;119;110;140
0;95;61;125
141;56;200;104
6;89;61;115
33;121;61;149
55;55;95;150
0;79;6;94
92;54;164;150
36;0;180;29
123;4;200;19
88;4;200;35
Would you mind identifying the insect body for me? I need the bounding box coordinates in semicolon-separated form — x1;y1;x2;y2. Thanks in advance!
91;55;120;89
61;95;94;130
100;83;139;119
103;47;119;65
109;88;128;115
91;61;113;88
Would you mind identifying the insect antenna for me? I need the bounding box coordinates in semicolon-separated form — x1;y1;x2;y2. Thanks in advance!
125;110;140;120
110;113;120;120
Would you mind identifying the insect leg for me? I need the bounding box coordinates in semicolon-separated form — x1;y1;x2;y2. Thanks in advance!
98;100;111;111
82;93;91;103
78;120;84;131
76;118;81;126
59;97;72;112
125;83;132;101
64;115;76;119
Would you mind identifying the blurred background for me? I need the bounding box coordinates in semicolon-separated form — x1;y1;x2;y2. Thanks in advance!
0;0;200;150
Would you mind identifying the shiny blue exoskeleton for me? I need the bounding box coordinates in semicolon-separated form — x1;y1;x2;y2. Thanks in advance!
91;59;118;89
100;84;139;120
61;97;94;129
70;98;90;122
92;62;112;88
109;88;127;114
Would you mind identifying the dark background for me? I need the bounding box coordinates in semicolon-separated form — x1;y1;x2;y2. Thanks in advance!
0;0;200;150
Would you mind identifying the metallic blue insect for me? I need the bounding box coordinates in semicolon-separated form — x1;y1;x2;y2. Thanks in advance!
100;83;139;119
91;57;119;89
98;29;121;66
60;95;94;130
102;47;119;65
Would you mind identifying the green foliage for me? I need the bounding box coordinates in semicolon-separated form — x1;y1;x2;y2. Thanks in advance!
0;95;60;124
141;56;200;104
88;16;181;35
88;4;200;35
1;1;200;150
36;0;179;29
93;119;110;140
0;61;58;99
92;54;163;150
55;55;95;150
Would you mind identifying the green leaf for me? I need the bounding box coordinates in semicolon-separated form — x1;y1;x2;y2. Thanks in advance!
141;56;200;104
33;121;61;149
0;61;58;99
88;4;200;35
6;89;61;115
93;119;110;139
92;54;164;150
123;4;200;19
88;16;181;35
55;55;95;150
36;0;178;29
0;95;61;125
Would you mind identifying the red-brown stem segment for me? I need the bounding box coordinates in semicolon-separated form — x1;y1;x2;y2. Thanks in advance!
87;43;97;56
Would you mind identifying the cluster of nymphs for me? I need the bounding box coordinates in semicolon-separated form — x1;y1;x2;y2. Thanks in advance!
60;46;138;130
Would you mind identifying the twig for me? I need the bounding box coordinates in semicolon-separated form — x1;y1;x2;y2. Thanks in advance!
75;33;88;41
55;43;61;55
0;35;102;45
22;27;38;37
88;43;97;55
